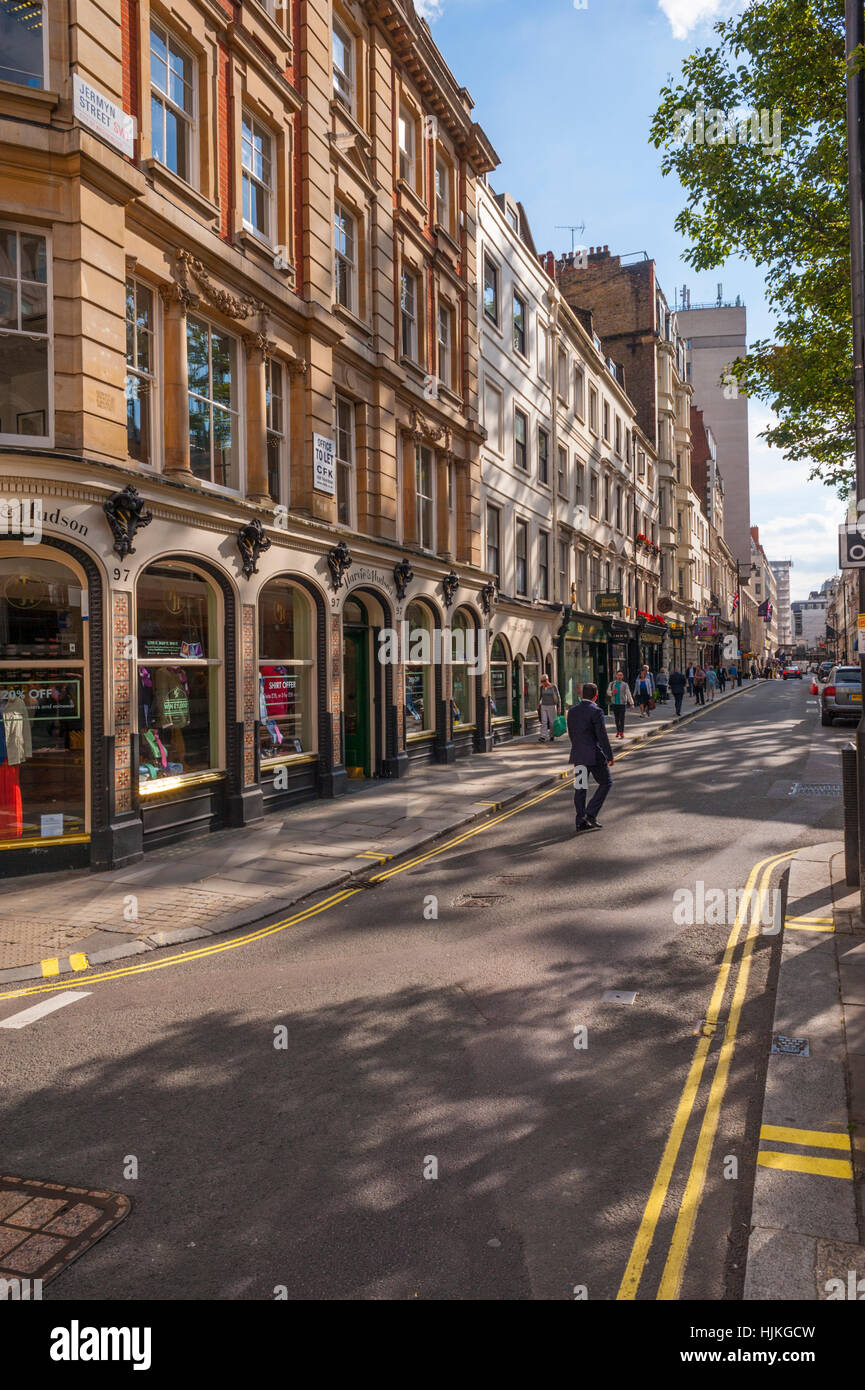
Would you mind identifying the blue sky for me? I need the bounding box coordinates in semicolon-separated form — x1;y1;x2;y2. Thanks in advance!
419;0;841;600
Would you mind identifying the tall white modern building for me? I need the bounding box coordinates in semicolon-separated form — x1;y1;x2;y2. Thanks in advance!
770;559;793;649
678;296;751;571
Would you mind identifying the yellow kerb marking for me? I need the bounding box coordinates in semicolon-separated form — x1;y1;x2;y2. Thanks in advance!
757;1151;853;1180
760;1124;850;1151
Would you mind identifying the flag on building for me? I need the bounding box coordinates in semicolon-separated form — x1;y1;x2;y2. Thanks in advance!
731;591;739;613
757;599;773;622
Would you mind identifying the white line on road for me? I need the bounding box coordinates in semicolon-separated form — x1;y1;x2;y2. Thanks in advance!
0;991;90;1029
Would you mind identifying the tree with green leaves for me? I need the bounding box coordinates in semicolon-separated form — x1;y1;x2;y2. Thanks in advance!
651;0;853;492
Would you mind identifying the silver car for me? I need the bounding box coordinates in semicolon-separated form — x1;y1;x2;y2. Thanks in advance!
820;665;862;725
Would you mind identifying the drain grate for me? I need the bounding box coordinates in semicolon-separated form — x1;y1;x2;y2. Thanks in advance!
771;1033;810;1056
0;1175;130;1290
788;784;842;797
453;893;509;909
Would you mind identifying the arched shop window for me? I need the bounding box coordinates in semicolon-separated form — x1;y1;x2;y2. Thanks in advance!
258;580;315;761
524;639;542;715
489;634;511;720
136;563;220;785
404;601;434;737
451;608;476;728
0;554;86;844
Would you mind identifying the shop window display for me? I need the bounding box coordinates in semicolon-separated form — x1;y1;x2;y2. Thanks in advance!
489;635;511;720
404;601;434;736
524;640;542;716
136;564;219;784
451;608;475;728
0;556;86;841
258;580;315;762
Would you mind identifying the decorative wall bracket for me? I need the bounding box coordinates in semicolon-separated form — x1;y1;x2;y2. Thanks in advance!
176;249;265;322
103;484;153;560
236;518;271;579
409;405;452;452
393;557;414;600
327;540;353;591
479;581;497;616
442;570;459;608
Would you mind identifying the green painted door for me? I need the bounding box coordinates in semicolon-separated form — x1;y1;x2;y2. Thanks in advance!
343;622;370;777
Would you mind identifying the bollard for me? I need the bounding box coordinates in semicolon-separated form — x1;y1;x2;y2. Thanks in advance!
842;742;859;887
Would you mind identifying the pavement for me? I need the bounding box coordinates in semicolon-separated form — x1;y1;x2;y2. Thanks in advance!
0;681;754;981
744;841;865;1300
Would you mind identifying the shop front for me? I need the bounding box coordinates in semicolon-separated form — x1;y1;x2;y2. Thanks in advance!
0;548;91;874
638;619;666;674
0;473;497;875
666;620;687;673
558;610;610;711
609;620;639;687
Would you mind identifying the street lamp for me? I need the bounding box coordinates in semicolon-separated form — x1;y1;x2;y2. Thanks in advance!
845;0;865;910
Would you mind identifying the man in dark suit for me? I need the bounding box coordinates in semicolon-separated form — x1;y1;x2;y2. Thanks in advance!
567;681;614;833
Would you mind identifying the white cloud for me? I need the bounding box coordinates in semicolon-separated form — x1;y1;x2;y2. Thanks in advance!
747;403;844;600
659;0;738;40
414;0;444;20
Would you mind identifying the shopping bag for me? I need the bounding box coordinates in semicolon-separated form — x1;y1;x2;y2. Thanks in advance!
552;714;567;739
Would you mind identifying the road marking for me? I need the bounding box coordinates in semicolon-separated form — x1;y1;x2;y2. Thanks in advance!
0;682;769;1008
355;852;393;862
0;889;361;1003
785;917;834;933
760;1124;851;1151
655;852;795;1300
756;1151;853;1180
616;848;795;1302
41;958;60;978
69;952;90;971
0;991;90;1028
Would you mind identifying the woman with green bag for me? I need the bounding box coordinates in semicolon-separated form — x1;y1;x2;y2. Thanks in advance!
537;674;562;742
606;669;634;740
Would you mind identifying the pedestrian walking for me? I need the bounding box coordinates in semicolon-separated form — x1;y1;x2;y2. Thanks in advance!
717;664;727;693
687;665;695;697
668;667;687;715
633;664;655;717
693;665;706;705
750;661;757;680
706;665;718;702
567;681;614;833
606;669;634;739
656;666;669;703
536;673;561;742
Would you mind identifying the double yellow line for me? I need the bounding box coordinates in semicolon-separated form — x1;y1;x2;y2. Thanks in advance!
617;847;796;1301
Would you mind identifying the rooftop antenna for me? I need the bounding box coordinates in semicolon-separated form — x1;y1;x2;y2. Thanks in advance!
556;222;586;253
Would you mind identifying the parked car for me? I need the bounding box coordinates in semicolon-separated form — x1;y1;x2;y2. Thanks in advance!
820;665;862;725
782;664;802;679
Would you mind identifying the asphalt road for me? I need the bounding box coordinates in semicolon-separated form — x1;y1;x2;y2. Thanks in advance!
0;679;849;1300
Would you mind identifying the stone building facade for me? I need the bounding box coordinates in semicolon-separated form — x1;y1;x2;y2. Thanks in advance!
0;0;498;876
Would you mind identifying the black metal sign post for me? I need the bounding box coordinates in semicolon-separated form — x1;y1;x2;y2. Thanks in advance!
845;0;865;913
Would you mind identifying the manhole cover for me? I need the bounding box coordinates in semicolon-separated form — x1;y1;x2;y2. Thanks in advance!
602;989;637;1006
771;1034;810;1056
788;784;842;797
453;893;509;909
0;1176;130;1291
